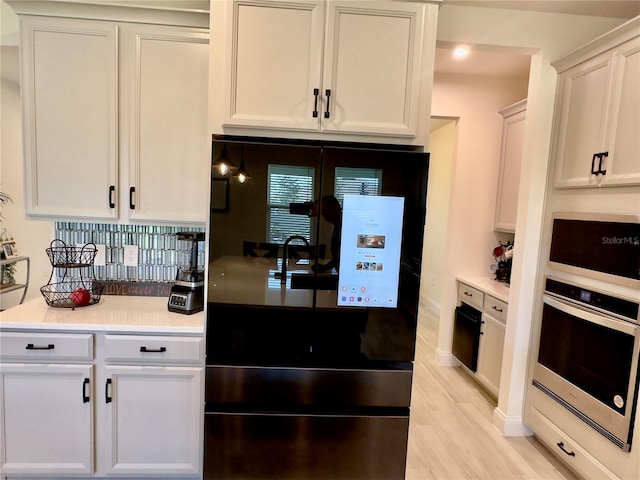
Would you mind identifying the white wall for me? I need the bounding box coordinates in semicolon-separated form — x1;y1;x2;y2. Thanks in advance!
1;1;54;308
433;4;628;435
419;118;457;325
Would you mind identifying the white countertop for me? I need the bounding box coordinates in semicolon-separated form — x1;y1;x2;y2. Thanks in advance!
209;256;339;309
455;274;511;303
0;295;204;334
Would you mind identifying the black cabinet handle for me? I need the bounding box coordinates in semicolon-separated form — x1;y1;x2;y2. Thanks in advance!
557;442;576;457
140;346;167;353
105;378;112;404
82;378;90;403
108;185;116;208
463;291;473;297
598;151;608;175
129;187;136;210
26;343;54;350
492;306;503;313
312;88;319;118
591;153;600;174
591;152;608;176
324;89;331;118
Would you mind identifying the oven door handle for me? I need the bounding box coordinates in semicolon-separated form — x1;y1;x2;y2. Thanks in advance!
544;294;637;336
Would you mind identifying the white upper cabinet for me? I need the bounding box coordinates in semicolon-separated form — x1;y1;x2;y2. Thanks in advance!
12;3;210;224
494;99;526;233
210;0;439;145
20;17;119;220
551;17;639;188
121;24;209;224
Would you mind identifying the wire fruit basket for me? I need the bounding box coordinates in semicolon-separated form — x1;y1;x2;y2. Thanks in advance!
41;239;103;308
46;239;97;268
40;279;104;308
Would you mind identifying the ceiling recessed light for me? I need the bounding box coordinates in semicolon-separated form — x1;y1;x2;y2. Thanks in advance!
453;46;470;59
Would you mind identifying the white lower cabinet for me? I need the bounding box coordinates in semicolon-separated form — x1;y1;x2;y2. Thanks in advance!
0;363;94;476
476;311;506;398
455;281;507;397
0;331;203;478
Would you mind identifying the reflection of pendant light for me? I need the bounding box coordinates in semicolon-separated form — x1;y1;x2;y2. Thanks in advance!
234;147;251;184
212;144;237;176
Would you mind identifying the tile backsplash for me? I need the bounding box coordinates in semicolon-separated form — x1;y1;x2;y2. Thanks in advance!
54;222;205;283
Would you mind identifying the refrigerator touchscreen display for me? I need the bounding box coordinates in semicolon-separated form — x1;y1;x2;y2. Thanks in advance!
338;195;404;307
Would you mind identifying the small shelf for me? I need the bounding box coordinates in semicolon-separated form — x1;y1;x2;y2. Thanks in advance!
0;256;30;308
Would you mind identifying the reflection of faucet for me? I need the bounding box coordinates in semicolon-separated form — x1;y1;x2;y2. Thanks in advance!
280;235;310;285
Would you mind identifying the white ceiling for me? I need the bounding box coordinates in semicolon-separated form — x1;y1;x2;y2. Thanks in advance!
434;1;640;78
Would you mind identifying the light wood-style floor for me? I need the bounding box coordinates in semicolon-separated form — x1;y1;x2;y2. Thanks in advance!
406;316;581;480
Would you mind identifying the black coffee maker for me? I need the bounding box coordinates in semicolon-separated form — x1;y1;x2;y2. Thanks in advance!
168;232;205;314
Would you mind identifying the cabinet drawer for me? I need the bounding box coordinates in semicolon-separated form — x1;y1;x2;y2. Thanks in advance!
483;295;507;324
457;283;483;310
104;334;204;365
528;407;618;479
0;332;93;361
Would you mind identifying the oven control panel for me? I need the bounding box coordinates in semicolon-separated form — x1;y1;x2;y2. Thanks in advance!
545;278;639;322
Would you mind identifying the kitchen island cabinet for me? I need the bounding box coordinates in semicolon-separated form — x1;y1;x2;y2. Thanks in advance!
551;16;639;189
210;0;439;145
0;296;204;479
8;2;209;224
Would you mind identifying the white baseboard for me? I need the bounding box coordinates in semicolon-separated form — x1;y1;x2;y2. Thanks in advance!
434;348;460;367
493;407;534;436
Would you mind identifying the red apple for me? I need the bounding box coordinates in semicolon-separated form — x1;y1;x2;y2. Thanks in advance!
71;287;91;306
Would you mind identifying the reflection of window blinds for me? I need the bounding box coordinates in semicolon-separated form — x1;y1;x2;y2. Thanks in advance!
334;167;382;204
267;165;315;243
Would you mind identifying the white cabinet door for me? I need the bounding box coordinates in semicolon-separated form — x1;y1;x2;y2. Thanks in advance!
214;0;429;141
121;25;210;224
220;0;325;131
494;100;526;233
0;364;93;475
553;28;640;189
476;315;505;398
103;365;202;476
20;17;118;219
321;1;424;137
602;37;640;186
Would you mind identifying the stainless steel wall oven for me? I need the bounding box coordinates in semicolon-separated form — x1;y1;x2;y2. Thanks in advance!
533;277;640;451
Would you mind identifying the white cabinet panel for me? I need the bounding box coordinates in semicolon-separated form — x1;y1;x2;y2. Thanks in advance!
476;314;505;398
123;25;210;223
552;20;639;188
494;100;525;233
0;363;93;475
321;2;423;137
212;0;435;144
18;15;209;224
605;38;640;185
20;17;118;219
103;365;203;476
224;0;325;130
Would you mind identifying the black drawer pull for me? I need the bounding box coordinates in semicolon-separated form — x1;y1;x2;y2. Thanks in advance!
557;442;575;457
26;343;55;350
105;378;112;403
82;378;90;403
324;89;331;118
140;346;167;353
312;88;319;118
491;306;503;312
463;291;473;297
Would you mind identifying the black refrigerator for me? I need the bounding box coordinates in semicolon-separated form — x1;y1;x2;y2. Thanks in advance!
204;136;429;480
